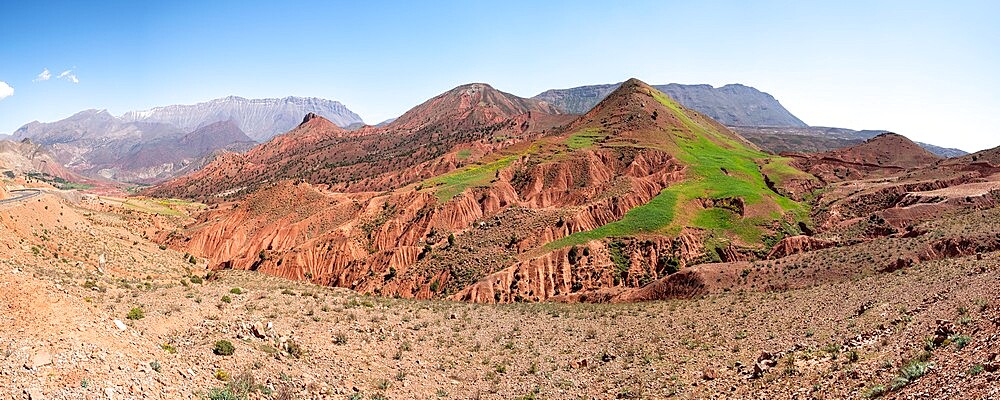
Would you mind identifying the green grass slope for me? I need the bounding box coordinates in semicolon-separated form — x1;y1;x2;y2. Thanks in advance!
547;80;810;249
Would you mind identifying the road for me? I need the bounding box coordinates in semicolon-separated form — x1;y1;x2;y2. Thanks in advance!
0;189;42;205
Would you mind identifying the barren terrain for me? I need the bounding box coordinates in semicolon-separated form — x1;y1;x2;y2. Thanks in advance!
1;187;998;399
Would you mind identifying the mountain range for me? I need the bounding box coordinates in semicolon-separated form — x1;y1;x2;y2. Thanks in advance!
534;82;807;127
120;96;363;141
535;82;966;157
8;96;364;183
5;83;967;187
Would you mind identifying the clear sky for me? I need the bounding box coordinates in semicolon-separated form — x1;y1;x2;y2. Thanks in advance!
1;1;997;151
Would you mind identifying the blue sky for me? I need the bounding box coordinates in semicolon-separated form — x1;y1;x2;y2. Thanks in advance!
0;1;997;151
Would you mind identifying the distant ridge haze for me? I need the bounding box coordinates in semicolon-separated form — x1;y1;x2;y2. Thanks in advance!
119;96;364;142
533;82;807;127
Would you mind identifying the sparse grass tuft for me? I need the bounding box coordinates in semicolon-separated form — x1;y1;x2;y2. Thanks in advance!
126;307;145;320
213;340;235;356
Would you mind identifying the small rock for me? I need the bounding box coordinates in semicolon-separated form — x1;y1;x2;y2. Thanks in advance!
702;367;717;380
25;351;52;369
25;388;45;400
574;358;588;368
113;320;127;331
251;322;268;339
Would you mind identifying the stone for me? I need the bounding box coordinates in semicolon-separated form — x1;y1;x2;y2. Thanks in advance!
702;367;717;380
251;322;268;339
114;320;127;331
25;388;45;400
25;351;52;369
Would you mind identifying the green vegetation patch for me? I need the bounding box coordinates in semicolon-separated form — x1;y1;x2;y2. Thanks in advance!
760;157;817;188
456;149;473;160
426;155;517;202
549;88;809;249
565;128;604;150
26;172;93;190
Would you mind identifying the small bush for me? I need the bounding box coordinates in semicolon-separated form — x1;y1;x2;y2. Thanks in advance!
890;360;932;390
126;307;145;320
161;343;177;354
213;340;235;356
969;364;985;376
206;387;238;400
862;385;886;398
221;295;232;304
229;287;243;295
333;333;348;345
214;369;230;381
285;339;305;358
189;276;204;284
952;335;971;349
150;360;161;372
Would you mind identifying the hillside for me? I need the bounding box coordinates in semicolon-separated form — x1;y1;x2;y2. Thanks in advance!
534;82;807;127
108;120;256;183
146;83;571;201
0;138;94;187
148;79;818;305
536;83;965;158
2;187;997;398
733;126;968;158
121;96;364;141
785;133;942;183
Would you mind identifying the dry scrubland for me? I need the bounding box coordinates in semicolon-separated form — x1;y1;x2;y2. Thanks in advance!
0;192;998;399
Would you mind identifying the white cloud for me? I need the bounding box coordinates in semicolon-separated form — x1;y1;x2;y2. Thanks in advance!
0;81;13;100
58;69;79;84
34;68;51;82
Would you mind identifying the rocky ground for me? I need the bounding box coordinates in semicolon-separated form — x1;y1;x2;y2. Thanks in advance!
1;190;998;399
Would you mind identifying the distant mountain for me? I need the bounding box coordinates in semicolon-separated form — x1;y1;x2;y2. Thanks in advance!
534;82;807;127
535;83;972;158
11;95;363;183
147;83;571;201
0;138;90;184
121;96;364;142
732;126;968;158
12;110;254;183
108;120;256;183
909;142;967;158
